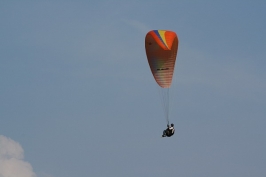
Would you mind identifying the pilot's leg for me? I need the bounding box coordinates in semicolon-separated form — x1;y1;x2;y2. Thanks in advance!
162;130;166;137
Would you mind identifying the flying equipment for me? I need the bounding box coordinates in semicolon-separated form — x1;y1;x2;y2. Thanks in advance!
145;30;179;125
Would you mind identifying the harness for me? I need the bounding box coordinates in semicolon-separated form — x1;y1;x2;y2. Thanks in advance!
165;128;175;137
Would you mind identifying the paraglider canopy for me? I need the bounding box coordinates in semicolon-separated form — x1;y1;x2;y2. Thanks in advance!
145;30;178;88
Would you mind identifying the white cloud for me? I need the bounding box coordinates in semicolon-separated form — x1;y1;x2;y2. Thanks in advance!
123;19;150;34
0;135;36;177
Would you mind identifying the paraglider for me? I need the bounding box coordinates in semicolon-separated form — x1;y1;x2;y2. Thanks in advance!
145;30;179;137
162;123;175;137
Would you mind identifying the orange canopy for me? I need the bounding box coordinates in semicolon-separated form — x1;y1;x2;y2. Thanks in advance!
145;30;178;88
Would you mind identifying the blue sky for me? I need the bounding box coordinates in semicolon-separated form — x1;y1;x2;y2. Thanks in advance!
0;1;265;177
